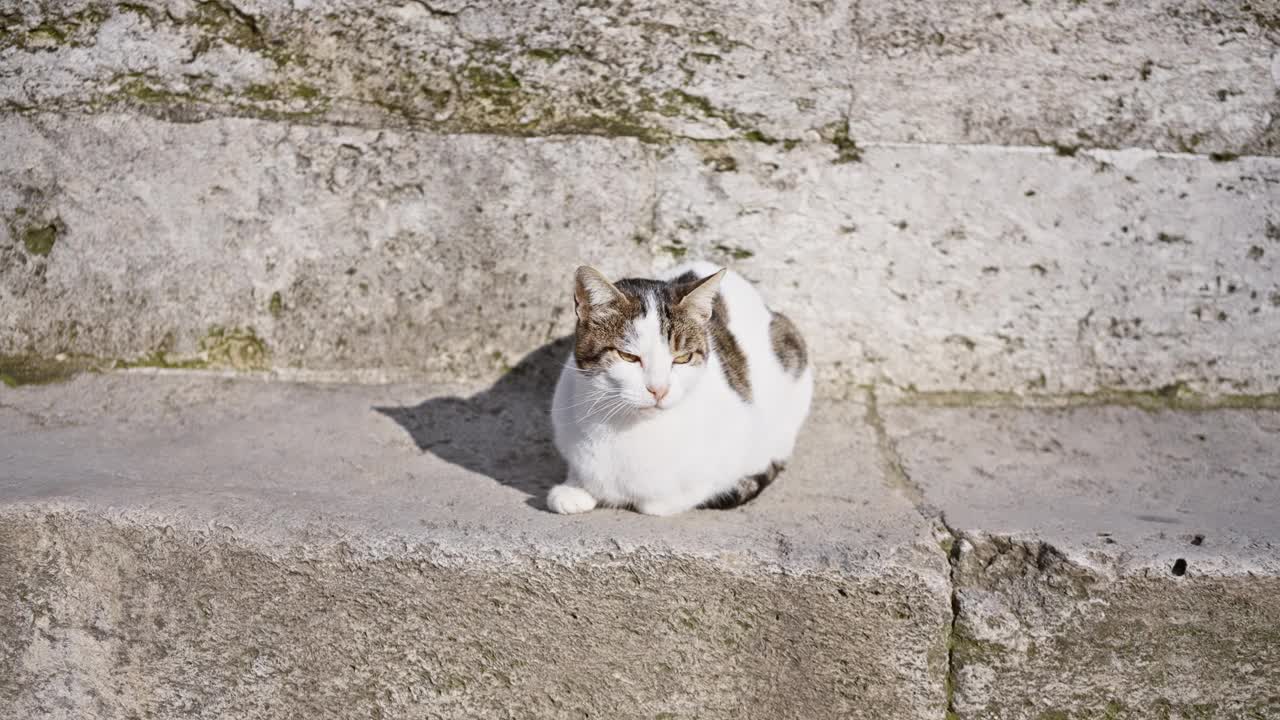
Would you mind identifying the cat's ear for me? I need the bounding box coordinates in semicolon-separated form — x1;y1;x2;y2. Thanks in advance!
574;266;627;321
676;268;726;324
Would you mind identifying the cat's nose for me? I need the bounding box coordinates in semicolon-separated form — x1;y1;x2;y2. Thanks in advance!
646;384;669;402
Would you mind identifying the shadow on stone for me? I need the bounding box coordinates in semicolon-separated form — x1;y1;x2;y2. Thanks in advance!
375;336;571;507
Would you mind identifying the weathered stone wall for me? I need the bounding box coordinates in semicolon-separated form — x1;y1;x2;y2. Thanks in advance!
0;512;951;720
3;0;1280;393
4;0;1277;151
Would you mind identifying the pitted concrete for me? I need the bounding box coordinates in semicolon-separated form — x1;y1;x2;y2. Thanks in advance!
4;114;1279;394
884;403;1280;720
0;365;951;720
1;0;1276;154
5;370;1280;717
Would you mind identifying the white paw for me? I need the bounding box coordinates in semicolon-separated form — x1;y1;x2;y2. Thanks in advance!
547;484;598;515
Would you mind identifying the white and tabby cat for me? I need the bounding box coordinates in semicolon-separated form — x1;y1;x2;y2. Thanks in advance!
549;261;813;516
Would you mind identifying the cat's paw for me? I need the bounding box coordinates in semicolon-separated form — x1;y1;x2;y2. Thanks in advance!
547;484;598;515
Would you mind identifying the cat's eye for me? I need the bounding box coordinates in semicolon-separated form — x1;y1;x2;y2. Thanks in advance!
615;350;641;363
672;352;693;365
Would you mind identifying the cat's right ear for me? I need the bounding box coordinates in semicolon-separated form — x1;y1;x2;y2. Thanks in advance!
574;266;626;321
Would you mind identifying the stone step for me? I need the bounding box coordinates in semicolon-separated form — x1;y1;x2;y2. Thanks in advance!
2;367;1277;718
2;0;1276;155
4;114;1279;394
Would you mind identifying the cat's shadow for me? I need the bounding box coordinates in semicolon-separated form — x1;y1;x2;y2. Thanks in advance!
374;336;571;509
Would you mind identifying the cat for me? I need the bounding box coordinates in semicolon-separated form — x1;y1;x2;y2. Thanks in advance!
548;261;813;516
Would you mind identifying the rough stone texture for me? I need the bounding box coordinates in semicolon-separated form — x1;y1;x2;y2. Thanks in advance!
0;114;658;379
1;0;1278;154
885;403;1280;719
0;0;855;142
4;113;1280;393
0;368;951;719
655;143;1280;395
4;369;1280;717
852;1;1280;156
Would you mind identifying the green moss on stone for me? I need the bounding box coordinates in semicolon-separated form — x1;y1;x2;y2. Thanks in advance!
938;535;955;556
538;113;669;143
244;83;276;101
268;292;284;317
655;89;777;143
22;224;57;256
661;89;719;120
714;244;753;260
115;351;209;370
704;155;737;172
896;382;1280;412
115;76;196;104
524;47;572;62
118;3;155;19
2;6;108;51
290;83;320;100
464;65;522;92
26;24;67;44
0;354;96;386
742;129;777;144
830;124;863;163
192;0;265;51
201;326;268;370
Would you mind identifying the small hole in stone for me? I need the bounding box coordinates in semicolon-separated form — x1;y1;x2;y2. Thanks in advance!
1172;558;1187;576
837;588;849;598
1191;534;1204;546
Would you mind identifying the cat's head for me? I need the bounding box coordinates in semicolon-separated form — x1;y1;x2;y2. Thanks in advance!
571;266;726;415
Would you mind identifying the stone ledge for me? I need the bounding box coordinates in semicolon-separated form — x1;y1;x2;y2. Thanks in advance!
885;403;1280;719
5;114;1279;395
3;372;1279;717
0;372;950;719
2;0;1277;154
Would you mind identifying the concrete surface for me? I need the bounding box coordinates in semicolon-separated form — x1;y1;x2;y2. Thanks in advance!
1;0;1276;154
3;361;1279;717
4;1;1280;715
0;362;951;719
4;113;1279;394
885;403;1280;720
4;1;1280;395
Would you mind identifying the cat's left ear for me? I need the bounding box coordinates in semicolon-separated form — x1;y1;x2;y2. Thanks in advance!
574;266;627;322
676;268;726;324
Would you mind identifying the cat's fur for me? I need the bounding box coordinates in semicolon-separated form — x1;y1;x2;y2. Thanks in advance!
548;261;813;516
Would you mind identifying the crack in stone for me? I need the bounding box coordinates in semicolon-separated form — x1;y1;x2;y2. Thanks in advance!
864;385;925;509
407;0;467;17
865;384;960;719
938;513;962;720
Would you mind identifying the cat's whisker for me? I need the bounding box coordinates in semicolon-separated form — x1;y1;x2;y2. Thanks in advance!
554;396;617;415
550;389;616;412
582;393;615;419
578;392;625;421
601;398;636;424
